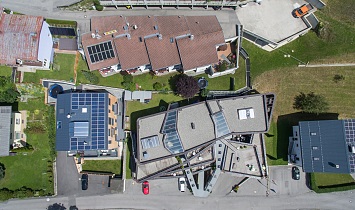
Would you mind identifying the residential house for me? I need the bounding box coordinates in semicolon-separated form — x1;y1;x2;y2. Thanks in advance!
0;8;53;70
289;120;355;174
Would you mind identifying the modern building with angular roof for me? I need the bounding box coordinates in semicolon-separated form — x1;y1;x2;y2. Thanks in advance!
0;9;53;70
133;93;275;197
81;15;232;75
289;120;355;174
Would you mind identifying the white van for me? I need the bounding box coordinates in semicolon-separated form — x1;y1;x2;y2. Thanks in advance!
178;177;186;192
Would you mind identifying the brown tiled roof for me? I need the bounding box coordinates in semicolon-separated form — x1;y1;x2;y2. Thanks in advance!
145;36;181;71
185;16;223;36
126;16;158;37
91;16;128;36
0;14;43;65
82;15;225;72
81;32;119;70
176;31;225;70
155;16;189;37
114;36;150;70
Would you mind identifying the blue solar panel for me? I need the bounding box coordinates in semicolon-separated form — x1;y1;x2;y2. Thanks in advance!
161;110;184;154
70;92;108;151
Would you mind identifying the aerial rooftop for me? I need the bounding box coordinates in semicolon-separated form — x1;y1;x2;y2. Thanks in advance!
81;15;225;71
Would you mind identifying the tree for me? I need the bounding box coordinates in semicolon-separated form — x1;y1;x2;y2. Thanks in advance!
121;74;135;91
175;74;199;98
293;92;329;114
0;76;20;103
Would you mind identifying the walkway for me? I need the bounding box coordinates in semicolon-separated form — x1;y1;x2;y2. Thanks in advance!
299;63;355;68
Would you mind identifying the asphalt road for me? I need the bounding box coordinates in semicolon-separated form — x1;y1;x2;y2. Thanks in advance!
0;189;354;210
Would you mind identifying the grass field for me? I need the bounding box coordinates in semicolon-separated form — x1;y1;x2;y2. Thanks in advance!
23;53;75;84
313;173;355;186
255;66;355;165
0;97;53;194
82;160;122;175
0;66;12;77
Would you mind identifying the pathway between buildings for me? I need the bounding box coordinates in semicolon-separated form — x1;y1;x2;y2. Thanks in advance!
73;51;80;83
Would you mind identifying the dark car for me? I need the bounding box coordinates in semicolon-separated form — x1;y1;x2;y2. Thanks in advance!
292;166;300;180
142;181;149;195
81;174;88;190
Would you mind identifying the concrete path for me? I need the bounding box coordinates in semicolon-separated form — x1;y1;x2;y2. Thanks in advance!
299;63;355;67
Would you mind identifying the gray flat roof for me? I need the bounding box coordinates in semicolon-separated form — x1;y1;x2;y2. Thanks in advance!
236;0;309;43
0;106;11;156
137;94;270;163
299;120;351;173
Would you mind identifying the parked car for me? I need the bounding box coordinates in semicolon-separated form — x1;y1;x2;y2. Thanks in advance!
178;177;186;192
292;166;300;180
81;174;88;190
293;4;313;18
142;181;149;195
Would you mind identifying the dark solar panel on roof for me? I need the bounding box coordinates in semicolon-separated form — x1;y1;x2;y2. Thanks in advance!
344;119;355;173
87;41;115;64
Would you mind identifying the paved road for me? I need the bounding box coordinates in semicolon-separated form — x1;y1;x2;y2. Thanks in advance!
0;189;354;210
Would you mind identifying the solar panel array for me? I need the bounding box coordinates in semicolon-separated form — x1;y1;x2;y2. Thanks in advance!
87;41;115;64
141;136;160;150
70;93;107;151
212;112;230;138
161;110;184;154
344;119;355;172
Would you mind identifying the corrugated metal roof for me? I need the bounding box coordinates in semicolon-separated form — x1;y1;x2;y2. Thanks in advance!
0;106;12;156
299;120;350;173
0;14;43;65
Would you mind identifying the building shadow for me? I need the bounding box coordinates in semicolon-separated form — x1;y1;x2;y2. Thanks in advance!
275;112;339;161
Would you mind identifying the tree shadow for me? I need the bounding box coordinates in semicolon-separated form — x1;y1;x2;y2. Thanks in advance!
47;203;66;210
276;112;339;161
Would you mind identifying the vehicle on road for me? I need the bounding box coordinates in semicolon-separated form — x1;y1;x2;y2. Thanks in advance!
293;4;313;18
81;174;88;190
142;181;149;195
292;166;300;180
178;177;186;192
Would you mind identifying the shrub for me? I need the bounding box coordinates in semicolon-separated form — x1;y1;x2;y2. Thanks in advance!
0;163;5;180
333;74;345;83
96;5;104;11
153;82;163;90
200;89;210;98
82;70;99;84
93;0;100;5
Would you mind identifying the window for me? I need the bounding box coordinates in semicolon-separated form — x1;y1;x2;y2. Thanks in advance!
109;98;111;105
57;121;62;129
16;119;20;125
108;129;111;136
108;140;112;144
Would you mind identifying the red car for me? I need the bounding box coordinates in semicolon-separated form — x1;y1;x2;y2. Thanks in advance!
142;181;149;195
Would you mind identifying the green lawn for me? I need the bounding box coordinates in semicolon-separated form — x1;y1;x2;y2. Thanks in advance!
0;66;12;76
313;173;355;186
126;93;185;131
0;97;53;194
23;53;75;84
82;160;122;174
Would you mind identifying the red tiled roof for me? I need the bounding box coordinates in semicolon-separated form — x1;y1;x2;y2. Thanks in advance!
82;15;225;72
114;36;150;70
81;33;120;70
176;31;225;70
0;14;43;65
145;36;181;71
91;16;128;36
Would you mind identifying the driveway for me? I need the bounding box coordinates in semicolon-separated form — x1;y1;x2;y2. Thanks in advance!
56;152;121;198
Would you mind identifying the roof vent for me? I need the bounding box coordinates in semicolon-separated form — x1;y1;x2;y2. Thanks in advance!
139;37;143;42
132;24;138;30
190;35;194;40
127;34;131;40
178;16;181;18
91;33;96;38
123;25;128;30
310;132;317;136
158;34;163;40
148;15;151;18
196;21;199;24
154;25;158;30
335;164;340;169
191;122;195;129
170;37;174;43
